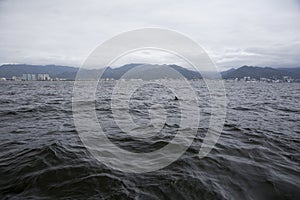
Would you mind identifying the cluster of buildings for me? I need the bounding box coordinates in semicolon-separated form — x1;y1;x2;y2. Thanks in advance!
228;76;295;83
20;74;50;81
10;74;51;81
1;74;67;81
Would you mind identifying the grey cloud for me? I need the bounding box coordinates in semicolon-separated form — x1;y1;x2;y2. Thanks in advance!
0;0;299;69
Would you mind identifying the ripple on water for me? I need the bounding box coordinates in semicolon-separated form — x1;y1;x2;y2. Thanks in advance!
0;81;299;199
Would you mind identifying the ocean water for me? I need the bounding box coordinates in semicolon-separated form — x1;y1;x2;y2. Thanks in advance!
0;81;299;200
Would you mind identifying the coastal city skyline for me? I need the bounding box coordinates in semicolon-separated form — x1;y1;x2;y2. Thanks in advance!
0;63;298;82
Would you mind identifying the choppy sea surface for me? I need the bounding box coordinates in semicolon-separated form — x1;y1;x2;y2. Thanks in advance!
0;81;299;200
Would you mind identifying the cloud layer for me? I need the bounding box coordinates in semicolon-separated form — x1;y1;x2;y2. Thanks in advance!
0;0;299;69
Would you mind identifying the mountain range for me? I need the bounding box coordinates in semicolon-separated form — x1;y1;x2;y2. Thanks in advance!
0;64;300;80
221;66;300;79
0;64;202;80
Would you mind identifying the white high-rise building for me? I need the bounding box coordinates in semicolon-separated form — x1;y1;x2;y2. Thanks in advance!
27;74;32;81
37;74;50;81
22;74;27;80
31;74;36;81
38;74;44;80
44;74;50;80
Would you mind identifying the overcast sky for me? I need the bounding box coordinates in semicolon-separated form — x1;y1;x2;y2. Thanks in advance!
0;0;299;70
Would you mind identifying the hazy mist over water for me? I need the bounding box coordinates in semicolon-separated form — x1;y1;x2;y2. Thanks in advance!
0;81;299;199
